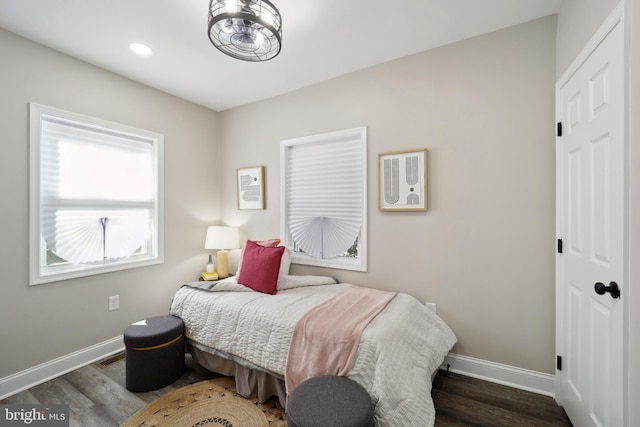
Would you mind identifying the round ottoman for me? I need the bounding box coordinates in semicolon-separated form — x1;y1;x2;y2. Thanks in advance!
287;376;374;427
123;315;185;392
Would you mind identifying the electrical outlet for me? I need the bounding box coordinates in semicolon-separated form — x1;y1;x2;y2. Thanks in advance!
108;295;119;311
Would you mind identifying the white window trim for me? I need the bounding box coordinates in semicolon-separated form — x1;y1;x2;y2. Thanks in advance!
280;127;367;272
29;103;164;285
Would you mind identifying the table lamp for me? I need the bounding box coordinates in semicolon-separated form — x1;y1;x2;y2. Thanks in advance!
204;226;239;279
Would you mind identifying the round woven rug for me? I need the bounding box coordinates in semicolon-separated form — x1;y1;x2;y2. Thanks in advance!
121;377;286;427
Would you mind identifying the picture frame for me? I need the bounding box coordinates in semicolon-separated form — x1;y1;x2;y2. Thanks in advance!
378;149;427;211
237;166;265;210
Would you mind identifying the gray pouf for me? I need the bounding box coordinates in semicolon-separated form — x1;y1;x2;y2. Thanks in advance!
287;376;374;427
123;315;185;392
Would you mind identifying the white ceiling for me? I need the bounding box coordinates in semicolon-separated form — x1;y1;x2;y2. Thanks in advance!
0;0;563;112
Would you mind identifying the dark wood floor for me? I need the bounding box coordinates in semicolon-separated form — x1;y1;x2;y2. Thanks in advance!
1;353;571;426
432;370;572;426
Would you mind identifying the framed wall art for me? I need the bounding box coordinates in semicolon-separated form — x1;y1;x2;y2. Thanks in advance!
237;166;265;210
378;149;427;211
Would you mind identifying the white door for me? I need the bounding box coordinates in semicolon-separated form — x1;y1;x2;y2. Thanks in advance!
556;14;624;427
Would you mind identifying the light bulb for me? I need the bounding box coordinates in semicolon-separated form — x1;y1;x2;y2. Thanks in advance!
253;31;264;46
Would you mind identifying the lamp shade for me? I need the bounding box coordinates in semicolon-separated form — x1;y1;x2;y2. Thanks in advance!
204;226;240;250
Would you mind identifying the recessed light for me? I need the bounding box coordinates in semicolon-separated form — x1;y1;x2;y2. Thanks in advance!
129;42;152;56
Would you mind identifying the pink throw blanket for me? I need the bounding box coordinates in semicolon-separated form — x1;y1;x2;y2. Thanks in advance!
285;286;396;394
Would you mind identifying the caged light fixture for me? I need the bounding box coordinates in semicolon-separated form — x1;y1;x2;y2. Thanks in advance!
208;0;282;62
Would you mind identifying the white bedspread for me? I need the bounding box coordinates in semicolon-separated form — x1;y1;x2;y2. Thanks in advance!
169;277;457;426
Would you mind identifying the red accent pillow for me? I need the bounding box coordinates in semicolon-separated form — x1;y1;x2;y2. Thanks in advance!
237;240;285;295
236;238;281;276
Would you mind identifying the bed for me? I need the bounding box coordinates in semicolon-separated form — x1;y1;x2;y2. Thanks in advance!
169;272;457;426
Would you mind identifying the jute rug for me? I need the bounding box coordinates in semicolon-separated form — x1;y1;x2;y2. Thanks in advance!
121;377;287;427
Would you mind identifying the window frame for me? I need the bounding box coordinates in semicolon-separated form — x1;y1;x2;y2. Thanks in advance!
29;102;164;285
280;127;367;272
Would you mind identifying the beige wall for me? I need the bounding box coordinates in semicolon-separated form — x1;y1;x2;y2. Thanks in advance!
0;29;221;378
220;16;557;374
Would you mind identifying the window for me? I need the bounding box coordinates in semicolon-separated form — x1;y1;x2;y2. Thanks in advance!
280;127;367;271
29;103;163;285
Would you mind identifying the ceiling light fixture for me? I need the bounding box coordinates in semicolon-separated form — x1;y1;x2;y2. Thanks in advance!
208;0;282;62
129;42;152;56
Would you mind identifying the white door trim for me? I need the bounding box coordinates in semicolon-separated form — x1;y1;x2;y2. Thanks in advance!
557;2;624;86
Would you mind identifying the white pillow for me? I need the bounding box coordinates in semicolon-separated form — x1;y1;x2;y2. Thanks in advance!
277;275;337;291
279;247;291;276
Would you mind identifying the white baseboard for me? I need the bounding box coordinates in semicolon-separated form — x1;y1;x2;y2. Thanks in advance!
0;336;124;401
441;353;556;398
0;340;556;401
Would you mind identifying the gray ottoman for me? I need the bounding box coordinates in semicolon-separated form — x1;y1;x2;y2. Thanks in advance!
287;376;374;427
123;315;185;392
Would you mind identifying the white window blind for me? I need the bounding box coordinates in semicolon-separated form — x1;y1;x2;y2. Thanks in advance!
281;127;367;271
29;103;163;285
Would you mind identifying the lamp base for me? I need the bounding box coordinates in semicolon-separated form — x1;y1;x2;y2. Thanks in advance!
217;250;229;279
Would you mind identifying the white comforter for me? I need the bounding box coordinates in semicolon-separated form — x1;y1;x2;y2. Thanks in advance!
169;276;457;426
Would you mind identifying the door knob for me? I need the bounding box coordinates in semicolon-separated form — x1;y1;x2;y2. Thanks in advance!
594;282;620;299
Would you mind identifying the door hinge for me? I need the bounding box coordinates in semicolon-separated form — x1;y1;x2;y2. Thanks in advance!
557;239;563;254
557;122;562;137
557;355;562;371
